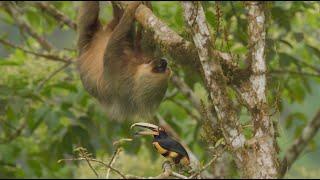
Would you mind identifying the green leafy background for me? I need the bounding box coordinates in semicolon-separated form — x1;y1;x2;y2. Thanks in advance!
0;2;320;178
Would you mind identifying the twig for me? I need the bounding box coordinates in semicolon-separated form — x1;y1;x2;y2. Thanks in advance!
77;148;99;178
106;147;122;179
36;61;73;91
270;69;320;78
172;171;188;179
58;157;126;179
106;138;132;179
60;157;187;179
0;117;27;144
125;161;187;179
167;98;200;122
277;52;320;74
154;161;188;179
3;2;54;51
171;75;201;111
113;138;133;147
188;155;217;179
280;109;320;177
33;2;77;30
164;88;179;100
0;38;70;63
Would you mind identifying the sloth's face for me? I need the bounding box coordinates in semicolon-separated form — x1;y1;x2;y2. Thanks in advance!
135;57;171;78
131;57;171;113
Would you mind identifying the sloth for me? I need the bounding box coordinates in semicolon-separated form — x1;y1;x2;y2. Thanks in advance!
77;2;171;121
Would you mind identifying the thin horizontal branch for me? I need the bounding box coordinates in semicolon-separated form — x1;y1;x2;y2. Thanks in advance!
270;69;320;78
113;2;239;74
126;161;187;179
58;158;126;179
280;109;320;177
278;52;320;74
61;146;191;179
33;2;77;30
42;1;239;76
0;38;71;63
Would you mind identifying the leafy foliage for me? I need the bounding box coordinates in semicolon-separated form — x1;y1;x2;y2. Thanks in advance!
0;1;320;178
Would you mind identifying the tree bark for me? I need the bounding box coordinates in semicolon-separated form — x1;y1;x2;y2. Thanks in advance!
181;0;248;175
240;2;279;178
182;1;280;178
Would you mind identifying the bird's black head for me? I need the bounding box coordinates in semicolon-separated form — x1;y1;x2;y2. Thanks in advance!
155;126;168;138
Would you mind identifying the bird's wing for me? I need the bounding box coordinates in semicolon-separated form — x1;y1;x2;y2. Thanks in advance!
157;137;189;158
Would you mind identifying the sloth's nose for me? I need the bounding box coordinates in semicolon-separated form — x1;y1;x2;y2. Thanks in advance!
159;58;167;69
152;58;168;73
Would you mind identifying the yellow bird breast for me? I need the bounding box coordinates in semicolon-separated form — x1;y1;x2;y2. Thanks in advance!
152;141;189;166
152;142;168;154
168;151;179;158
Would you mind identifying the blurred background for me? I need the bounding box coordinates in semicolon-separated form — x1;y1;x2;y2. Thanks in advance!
0;1;319;178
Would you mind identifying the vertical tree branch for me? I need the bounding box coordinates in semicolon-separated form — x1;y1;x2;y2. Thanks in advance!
181;1;247;175
242;2;279;178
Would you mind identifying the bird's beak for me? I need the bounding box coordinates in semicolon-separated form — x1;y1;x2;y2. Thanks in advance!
130;122;159;136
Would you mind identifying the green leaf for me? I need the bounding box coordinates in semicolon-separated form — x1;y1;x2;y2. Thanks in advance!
291;81;305;103
293;32;304;42
25;9;42;30
27;159;42;177
278;52;296;67
0;85;11;95
271;7;291;31
306;44;320;60
294;124;304;138
0;60;22;66
29;106;50;132
50;82;77;92
60;130;73;155
279;39;293;49
205;10;216;29
285;112;307;129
